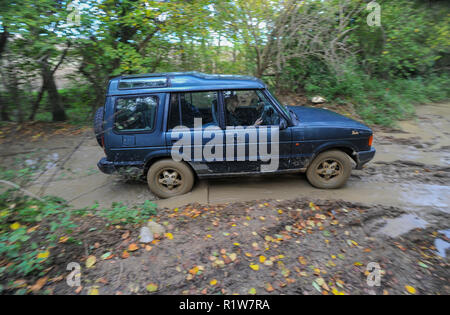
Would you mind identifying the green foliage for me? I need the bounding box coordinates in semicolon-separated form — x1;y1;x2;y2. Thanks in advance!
97;200;158;225
0;164;157;276
298;64;449;126
1;0;449;126
0;191;76;276
354;74;450;126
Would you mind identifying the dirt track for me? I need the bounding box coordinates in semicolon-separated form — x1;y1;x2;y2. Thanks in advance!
0;102;449;295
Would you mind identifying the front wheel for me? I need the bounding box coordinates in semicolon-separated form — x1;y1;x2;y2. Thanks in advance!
147;159;195;198
306;150;352;189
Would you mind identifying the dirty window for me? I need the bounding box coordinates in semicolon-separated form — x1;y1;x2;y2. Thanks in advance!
168;92;219;129
168;94;181;130
114;96;158;132
224;90;280;126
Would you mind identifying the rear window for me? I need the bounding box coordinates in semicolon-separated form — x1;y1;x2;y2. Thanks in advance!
114;96;158;132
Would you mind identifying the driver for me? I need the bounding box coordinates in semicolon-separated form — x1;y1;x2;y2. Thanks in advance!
225;95;243;126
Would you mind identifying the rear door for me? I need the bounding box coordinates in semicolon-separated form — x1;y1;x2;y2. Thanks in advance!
105;93;166;163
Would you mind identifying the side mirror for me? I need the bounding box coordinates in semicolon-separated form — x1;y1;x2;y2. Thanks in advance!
279;117;288;130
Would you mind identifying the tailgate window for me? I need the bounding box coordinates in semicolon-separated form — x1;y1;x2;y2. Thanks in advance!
114;96;158;132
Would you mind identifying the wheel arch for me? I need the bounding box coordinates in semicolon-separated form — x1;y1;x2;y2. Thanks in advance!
309;143;358;166
143;155;197;179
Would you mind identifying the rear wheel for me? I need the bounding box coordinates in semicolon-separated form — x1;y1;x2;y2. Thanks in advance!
147;159;194;198
306;150;352;189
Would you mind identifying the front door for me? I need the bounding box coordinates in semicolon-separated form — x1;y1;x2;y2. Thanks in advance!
222;89;291;173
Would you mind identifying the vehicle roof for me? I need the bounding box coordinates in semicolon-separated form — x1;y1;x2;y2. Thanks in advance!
107;71;266;96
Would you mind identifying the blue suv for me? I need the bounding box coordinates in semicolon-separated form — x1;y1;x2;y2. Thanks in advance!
94;72;375;198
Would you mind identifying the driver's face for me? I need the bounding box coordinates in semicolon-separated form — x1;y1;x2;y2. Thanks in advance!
237;91;254;107
226;98;238;112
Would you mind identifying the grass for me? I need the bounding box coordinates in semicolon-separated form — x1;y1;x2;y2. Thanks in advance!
303;72;450;126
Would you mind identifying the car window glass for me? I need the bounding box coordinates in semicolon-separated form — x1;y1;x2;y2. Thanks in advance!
115;96;157;131
168;94;181;130
168;92;218;129
224;90;280;126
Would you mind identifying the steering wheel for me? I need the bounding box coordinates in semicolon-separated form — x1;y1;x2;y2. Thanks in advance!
259;105;272;123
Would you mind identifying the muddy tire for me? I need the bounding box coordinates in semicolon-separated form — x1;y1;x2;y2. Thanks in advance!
147;159;194;198
93;107;104;147
306;150;352;189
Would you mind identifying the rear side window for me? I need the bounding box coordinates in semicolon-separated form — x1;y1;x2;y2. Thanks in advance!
114;96;158;132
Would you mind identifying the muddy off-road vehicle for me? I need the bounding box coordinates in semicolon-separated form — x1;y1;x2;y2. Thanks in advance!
94;72;375;198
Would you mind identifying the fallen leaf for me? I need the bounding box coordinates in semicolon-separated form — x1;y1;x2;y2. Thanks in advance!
86;256;96;268
146;283;158;292
259;256;266;263
405;285;416;294
210;279;218;286
37;250;50;261
165;233;173;240
101;252;113;260
315;277;325;286
249;288;256;295
128;243;139;252
59;236;69;243
249;263;260;271
418;262;428;269
298;256;307;265
10;222;21;230
121;251;130;259
265;283;274;292
30;276;48;293
88;287;99;295
189;266;200;275
312;281;321;292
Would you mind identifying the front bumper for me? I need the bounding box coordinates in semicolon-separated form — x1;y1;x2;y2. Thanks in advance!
355;147;376;170
97;157;144;175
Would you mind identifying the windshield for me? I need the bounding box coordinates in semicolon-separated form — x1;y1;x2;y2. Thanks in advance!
265;90;290;117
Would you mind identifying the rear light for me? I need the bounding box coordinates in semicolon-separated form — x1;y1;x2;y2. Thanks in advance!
368;134;373;147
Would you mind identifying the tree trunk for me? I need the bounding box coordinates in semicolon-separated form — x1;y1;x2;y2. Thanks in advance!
29;84;46;121
0;27;8;60
41;61;66;122
0;93;10;121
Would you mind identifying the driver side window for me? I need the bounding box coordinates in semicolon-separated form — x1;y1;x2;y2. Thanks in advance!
223;90;280;127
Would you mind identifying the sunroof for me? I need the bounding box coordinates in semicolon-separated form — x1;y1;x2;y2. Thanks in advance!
118;76;168;89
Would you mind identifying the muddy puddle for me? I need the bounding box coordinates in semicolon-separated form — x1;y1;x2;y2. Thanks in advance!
1;103;449;238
